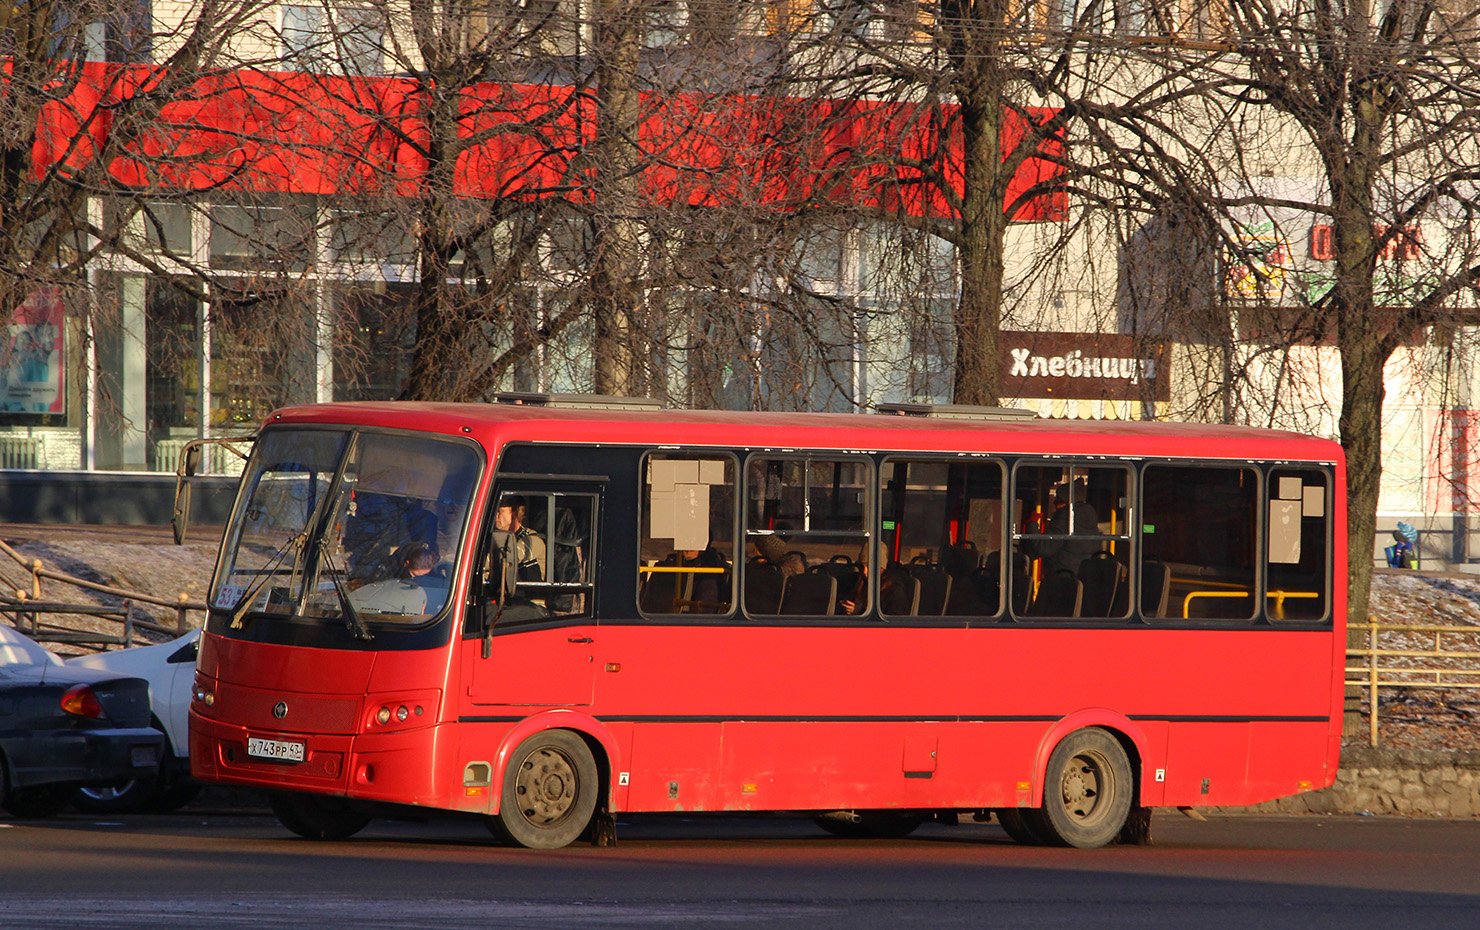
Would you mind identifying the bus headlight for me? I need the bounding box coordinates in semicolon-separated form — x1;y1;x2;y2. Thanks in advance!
364;690;439;731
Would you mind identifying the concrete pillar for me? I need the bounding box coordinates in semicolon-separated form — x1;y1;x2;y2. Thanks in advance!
94;275;150;470
118;275;149;468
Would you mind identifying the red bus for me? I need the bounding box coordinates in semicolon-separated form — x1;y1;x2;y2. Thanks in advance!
188;396;1345;848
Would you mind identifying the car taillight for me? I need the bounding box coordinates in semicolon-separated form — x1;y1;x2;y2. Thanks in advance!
61;684;105;719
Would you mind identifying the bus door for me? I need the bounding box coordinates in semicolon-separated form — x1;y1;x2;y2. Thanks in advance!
463;484;601;706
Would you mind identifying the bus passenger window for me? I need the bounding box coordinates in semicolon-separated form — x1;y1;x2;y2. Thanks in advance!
1140;466;1258;621
745;457;870;617
639;455;736;616
879;458;1005;617
1266;468;1330;622
1013;464;1132;619
484;490;596;624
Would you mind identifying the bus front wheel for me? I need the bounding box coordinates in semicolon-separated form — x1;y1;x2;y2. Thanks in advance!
1032;727;1135;848
492;729;598;849
270;792;371;840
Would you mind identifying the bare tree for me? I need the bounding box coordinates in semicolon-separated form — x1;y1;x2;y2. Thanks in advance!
1131;1;1480;621
1;0;270;323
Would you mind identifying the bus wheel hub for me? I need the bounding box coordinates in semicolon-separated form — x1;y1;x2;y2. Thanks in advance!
518;748;577;821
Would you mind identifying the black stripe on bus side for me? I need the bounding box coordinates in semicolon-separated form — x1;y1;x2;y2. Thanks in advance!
457;713;1331;725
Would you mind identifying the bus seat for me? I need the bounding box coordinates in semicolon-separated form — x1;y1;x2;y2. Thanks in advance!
910;564;952;616
744;557;784;614
947;565;997;616
640;553;692;613
881;562;920;616
1009;551;1032;615
984;549;1031;615
819;554;862;600
942;541;980;578
780;567;837;615
1031;568;1079;616
1141;560;1171;618
1076;551;1124;618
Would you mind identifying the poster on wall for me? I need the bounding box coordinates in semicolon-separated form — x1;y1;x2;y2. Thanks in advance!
2;288;66;419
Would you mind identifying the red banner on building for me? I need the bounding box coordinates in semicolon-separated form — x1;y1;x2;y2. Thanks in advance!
29;63;1065;222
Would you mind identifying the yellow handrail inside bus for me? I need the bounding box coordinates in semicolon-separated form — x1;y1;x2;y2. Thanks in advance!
1179;589;1320;619
1181;590;1249;618
1171;577;1249;590
638;566;727;574
1266;589;1319;620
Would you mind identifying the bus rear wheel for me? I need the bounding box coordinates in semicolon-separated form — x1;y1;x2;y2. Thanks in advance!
492;730;598;849
270;792;372;840
1033;727;1134;848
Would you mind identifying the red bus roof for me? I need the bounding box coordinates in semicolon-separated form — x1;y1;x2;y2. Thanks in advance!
262;402;1344;465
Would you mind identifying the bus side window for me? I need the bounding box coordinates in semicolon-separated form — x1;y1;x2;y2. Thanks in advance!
1012;463;1132;619
639;454;736;616
1141;465;1258;621
1266;468;1330;622
744;456;869;618
879;458;1005;618
477;489;597;627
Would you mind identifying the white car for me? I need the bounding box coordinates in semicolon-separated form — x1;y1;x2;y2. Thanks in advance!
64;630;200;813
0;625;63;666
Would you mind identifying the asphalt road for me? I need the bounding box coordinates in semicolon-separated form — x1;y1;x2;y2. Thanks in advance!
1;810;1477;929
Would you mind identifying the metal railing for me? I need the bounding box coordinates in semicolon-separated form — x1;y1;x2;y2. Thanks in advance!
0;537;207;651
0;435;43;469
1345;616;1480;747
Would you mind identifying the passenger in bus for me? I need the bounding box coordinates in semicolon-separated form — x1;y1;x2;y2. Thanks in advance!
494;497;546;582
1027;481;1100;615
838;550;903;616
396;542;438;579
348;542;439;616
683;543;729;612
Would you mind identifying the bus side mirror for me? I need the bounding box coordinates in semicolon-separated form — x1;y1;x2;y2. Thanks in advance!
172;480;193;545
171;442;202;545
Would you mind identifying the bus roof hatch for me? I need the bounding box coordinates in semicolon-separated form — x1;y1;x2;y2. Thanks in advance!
873;402;1037;421
493;392;664;411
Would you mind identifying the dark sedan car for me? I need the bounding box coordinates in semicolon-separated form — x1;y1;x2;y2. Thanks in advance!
1;627;165;818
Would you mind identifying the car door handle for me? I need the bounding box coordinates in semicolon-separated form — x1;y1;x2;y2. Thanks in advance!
567;636;593;643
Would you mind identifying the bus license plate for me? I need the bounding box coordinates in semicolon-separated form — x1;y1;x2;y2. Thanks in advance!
247;737;306;763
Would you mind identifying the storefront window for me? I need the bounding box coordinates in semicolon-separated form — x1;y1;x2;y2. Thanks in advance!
333;284;415;401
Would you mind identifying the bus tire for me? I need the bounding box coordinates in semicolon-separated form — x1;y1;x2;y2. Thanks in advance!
269;792;371;840
495;729;598;849
1033;727;1134;849
994;807;1054;846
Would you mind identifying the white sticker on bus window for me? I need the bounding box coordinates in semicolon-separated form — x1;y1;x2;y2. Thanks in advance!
1279;476;1303;500
1302;485;1325;517
672;484;710;551
651;490;677;537
215;584;245;609
698;459;725;486
651;459;679;493
1269;500;1302;563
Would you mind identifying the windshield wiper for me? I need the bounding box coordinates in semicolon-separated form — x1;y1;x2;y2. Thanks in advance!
228;530;310;630
318;545;373;642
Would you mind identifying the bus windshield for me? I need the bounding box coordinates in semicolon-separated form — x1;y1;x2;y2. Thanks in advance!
210;427;480;628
